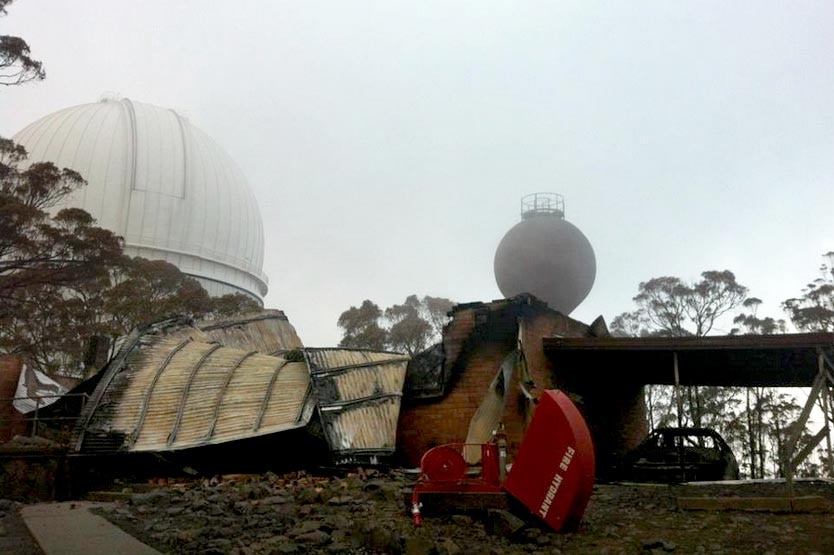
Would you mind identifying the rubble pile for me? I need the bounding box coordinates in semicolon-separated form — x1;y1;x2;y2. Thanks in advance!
95;472;834;555
96;469;564;555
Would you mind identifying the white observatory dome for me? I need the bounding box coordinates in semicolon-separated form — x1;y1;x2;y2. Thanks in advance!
12;98;268;302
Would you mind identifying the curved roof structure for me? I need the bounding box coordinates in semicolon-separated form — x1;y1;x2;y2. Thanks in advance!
12;98;268;301
72;316;409;459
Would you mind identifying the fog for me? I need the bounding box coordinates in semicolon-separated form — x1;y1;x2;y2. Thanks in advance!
2;1;833;345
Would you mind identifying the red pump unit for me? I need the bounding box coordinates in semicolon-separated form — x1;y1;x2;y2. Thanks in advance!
411;390;595;532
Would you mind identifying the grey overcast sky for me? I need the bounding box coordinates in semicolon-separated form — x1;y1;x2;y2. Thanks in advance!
2;1;833;346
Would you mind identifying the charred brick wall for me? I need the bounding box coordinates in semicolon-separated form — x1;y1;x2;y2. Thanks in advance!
555;378;648;478
0;356;28;442
397;296;591;466
397;295;649;475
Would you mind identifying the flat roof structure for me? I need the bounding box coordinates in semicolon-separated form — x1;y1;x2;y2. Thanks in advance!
544;333;834;387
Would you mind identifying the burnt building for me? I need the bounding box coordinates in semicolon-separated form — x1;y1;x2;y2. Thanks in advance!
398;294;648;471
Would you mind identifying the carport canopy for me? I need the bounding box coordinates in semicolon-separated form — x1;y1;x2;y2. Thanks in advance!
544;332;834;387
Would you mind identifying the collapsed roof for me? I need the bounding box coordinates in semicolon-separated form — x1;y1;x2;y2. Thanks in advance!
72;311;408;462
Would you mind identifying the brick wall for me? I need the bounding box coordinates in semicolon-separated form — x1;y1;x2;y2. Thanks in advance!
397;296;591;466
557;379;648;478
531;313;649;476
396;295;650;475
0;356;28;442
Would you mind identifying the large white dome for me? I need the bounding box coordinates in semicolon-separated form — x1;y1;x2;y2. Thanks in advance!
12;98;268;302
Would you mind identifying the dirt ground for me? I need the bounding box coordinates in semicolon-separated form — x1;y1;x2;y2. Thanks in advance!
88;470;834;555
0;499;43;555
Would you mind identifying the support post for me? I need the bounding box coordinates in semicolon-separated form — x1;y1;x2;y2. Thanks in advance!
673;352;685;481
31;397;40;437
674;352;683;429
822;358;834;477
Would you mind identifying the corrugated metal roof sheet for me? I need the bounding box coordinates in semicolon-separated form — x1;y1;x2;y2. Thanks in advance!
305;349;409;460
74;320;313;453
198;310;303;353
73;319;409;462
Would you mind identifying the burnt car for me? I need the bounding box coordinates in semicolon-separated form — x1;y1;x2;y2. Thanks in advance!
620;427;740;483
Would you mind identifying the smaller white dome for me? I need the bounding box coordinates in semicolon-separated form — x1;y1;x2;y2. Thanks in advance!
12;98;269;301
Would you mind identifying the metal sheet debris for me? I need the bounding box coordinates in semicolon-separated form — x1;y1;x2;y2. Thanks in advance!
14;364;68;414
72;317;409;463
198;310;303;354
75;328;314;453
305;348;409;462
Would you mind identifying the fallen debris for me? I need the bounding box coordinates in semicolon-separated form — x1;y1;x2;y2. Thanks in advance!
72;316;409;466
91;474;834;555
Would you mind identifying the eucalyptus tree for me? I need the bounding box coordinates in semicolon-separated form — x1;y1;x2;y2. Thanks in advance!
0;0;45;86
337;295;454;355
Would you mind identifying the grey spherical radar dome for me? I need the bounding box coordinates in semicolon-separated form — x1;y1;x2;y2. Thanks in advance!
494;193;596;314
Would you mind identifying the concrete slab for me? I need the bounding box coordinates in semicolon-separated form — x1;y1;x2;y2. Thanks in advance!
21;501;161;555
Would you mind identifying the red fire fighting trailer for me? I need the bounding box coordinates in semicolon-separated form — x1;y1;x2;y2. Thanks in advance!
411;390;595;532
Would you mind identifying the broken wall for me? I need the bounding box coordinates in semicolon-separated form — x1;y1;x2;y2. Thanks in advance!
0;356;28;442
551;374;648;479
397;295;590;466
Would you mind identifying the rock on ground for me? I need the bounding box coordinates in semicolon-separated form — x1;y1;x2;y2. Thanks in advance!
93;471;834;555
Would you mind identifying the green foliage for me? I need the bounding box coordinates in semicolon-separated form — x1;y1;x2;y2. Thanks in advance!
102;257;211;333
337;295;454;355
624;270;748;337
613;271;750;444
204;292;261;320
385;295;437;355
337;300;388;351
0;138;123;316
0;1;45;86
731;297;786;335
783;252;834;332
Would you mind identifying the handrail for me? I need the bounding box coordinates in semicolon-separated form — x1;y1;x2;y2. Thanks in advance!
0;393;91;438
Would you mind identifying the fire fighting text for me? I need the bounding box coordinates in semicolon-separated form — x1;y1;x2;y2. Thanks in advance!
538;445;575;518
560;445;575;471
